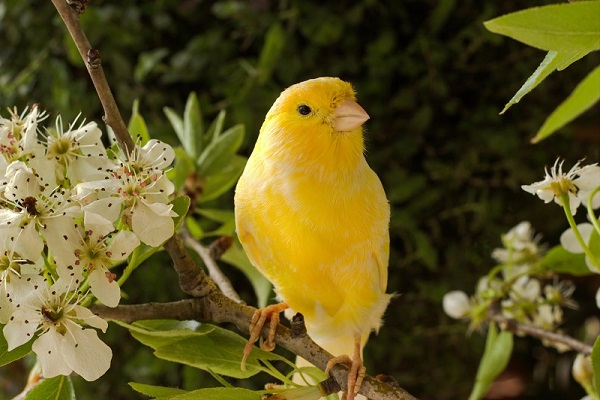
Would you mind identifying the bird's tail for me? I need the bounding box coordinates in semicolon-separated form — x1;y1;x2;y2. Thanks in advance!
293;334;368;400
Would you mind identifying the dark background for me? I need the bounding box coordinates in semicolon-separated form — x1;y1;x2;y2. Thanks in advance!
0;1;599;399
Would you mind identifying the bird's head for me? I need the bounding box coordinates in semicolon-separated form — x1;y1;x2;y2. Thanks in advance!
258;77;370;174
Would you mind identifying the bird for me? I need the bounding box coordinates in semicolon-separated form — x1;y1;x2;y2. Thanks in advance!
234;77;391;400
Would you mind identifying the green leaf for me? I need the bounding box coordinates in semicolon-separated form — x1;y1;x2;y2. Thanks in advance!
129;382;187;397
198;124;245;176
196;209;234;223
468;323;513;400
221;240;272;309
200;155;247;203
500;50;587;114
169;147;196;191
184;92;203;160
26;376;75;400
592;335;600;393
539;245;591;276
484;2;600;53
128;100;150;144
0;324;33;367
257;23;285;84
170;387;260;400
171;196;191;232
205;110;227;143
134;48;169;82
164;107;185;147
532;65;600;143
122;320;286;378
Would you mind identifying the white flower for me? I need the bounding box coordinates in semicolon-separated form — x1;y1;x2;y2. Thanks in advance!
0;161;81;257
572;353;593;387
492;222;543;276
0;228;43;322
45;220;140;308
0;105;47;172
532;304;562;330
28;114;113;186
596;287;600;309
560;223;598;273
443;291;472;319
573;164;600;209
3;276;112;381
75;141;177;247
521;159;594;215
510;276;541;302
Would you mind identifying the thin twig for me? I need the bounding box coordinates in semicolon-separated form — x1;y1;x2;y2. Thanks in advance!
51;0;134;154
181;231;243;303
489;311;593;355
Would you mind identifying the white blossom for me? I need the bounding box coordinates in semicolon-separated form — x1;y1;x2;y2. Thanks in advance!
0;105;47;173
0;161;81;257
443;291;472;319
560;223;598;273
75;140;177;247
3;276;112;381
28;114;113;186
521;159;599;215
46;219;140;308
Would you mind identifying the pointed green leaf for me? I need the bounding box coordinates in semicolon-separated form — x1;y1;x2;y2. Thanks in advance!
128;101;150;144
198;124;245;176
26;376;75;400
170;387;260;400
532;65;600;143
539;245;591;276
169;147;196;191
200;155;247;203
171;195;191;232
257;23;285;84
122;320;285;379
129;382;187;397
484;2;600;53
221;240;272;309
183;92;204;160
164;107;185;147
0;324;33;367
592;335;600;393
205;110;227;143
500;50;586;114
468;323;513;400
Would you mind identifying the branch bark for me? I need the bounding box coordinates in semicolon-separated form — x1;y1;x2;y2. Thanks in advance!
51;0;134;154
488;311;593;355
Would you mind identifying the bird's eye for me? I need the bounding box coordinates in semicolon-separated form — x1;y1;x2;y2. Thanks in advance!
297;104;312;116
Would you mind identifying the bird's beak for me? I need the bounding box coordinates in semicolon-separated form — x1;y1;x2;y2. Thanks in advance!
332;99;370;132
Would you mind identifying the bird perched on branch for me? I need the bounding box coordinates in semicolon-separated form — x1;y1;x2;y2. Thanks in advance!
235;77;391;400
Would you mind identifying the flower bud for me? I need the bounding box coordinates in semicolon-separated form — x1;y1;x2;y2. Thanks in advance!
443;291;472;319
572;353;593;387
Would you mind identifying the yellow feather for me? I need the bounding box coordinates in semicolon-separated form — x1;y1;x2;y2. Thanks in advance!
235;77;390;353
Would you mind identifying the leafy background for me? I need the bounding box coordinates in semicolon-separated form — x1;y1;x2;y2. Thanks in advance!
0;0;599;399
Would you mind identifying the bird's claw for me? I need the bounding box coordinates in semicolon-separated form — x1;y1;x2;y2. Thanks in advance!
241;303;288;370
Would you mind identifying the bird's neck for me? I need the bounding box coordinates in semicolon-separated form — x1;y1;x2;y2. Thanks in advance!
256;130;366;183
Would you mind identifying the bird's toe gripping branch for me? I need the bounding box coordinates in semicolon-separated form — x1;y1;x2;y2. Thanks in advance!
325;334;365;400
241;302;289;370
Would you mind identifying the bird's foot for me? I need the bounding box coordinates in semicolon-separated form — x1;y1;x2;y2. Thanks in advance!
324;335;365;400
241;302;288;370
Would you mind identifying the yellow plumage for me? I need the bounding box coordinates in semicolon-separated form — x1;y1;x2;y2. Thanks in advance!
235;77;391;398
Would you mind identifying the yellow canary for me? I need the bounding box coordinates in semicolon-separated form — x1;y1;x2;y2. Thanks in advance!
235;77;391;399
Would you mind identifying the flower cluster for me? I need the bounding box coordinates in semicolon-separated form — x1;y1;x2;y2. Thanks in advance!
443;222;577;348
0;106;176;381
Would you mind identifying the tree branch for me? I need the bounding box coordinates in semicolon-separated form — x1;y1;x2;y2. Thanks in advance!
91;296;418;400
488;311;593;355
180;231;243;303
51;0;134;154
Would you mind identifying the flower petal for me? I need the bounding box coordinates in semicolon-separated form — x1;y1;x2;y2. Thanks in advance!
88;268;121;308
32;329;73;378
61;322;112;381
